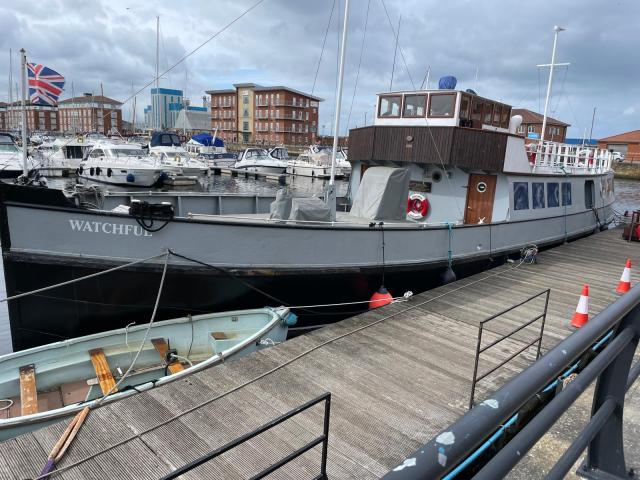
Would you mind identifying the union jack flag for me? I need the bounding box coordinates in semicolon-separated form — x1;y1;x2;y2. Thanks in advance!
27;63;65;106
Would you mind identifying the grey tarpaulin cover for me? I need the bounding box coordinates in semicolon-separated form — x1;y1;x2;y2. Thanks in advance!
289;197;331;222
349;167;410;221
269;189;293;220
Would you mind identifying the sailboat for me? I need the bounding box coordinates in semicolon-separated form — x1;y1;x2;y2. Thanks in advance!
0;21;615;350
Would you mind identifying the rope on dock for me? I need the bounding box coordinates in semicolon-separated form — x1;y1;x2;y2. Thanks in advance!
33;257;530;479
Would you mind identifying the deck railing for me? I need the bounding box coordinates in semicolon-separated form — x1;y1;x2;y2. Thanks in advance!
469;289;550;410
526;141;613;172
385;283;640;480
160;393;331;480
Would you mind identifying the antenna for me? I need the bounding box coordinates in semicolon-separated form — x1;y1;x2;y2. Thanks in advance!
589;107;596;145
420;65;431;90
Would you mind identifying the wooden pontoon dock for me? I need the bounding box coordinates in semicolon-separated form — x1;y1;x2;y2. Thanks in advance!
0;228;638;479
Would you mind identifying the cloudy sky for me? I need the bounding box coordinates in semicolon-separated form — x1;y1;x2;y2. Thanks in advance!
1;0;638;138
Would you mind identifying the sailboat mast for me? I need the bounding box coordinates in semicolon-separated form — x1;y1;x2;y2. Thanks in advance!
329;0;349;187
19;48;28;177
8;49;13;106
71;82;76;133
540;26;565;143
155;16;160;131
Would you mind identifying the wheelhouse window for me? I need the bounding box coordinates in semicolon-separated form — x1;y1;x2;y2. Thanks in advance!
513;182;529;210
562;182;572;206
532;182;545;209
403;94;427;117
500;106;511;129
483;102;494;124
428;93;455;118
547;182;560;207
585;180;595;209
459;94;471;127
471;98;482;123
378;95;402;117
492;104;502;126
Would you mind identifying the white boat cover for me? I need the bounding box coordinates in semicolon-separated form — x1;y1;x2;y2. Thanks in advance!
289;197;331;222
349;167;410;221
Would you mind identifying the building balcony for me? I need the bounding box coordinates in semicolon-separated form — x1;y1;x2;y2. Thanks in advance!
256;127;270;132
220;104;235;108
255;101;270;107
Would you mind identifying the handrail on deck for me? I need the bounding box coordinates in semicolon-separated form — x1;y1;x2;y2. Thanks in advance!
160;392;331;480
385;283;640;480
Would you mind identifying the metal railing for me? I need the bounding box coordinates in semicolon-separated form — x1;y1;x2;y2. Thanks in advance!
160;393;331;480
526;141;613;173
384;283;640;480
469;289;550;410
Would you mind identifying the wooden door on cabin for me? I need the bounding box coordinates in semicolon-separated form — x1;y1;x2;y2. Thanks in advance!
464;174;497;224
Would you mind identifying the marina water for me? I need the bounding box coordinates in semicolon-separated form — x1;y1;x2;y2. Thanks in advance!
0;176;636;355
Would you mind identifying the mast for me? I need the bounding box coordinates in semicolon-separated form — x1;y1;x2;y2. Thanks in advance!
8;49;13;107
389;15;401;91
540;26;565;143
155;16;160;131
71;82;76;133
132;95;137;133
19;48;28;177
327;0;349;221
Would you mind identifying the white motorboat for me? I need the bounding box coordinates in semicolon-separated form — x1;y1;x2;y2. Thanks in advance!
185;133;237;168
233;147;287;174
286;145;345;179
78;141;163;187
149;131;209;176
0;132;36;179
34;137;94;176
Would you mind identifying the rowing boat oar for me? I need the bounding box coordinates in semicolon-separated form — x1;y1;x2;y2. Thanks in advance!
39;406;90;477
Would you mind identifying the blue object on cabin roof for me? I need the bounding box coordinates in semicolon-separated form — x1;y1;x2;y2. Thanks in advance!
438;76;457;90
192;133;224;147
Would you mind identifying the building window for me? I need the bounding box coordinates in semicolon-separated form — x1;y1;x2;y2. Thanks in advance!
562;182;572;206
532;182;545;209
547;182;560;207
517;125;524;134
528;125;535;133
243;121;249;131
513;182;529;210
243;95;248;105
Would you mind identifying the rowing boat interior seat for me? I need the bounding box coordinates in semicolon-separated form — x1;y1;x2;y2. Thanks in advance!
89;348;118;395
151;338;184;374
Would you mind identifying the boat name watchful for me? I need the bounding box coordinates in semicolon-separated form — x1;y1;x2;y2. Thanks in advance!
68;219;152;237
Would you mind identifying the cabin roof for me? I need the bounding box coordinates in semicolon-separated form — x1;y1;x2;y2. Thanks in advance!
598;129;640;143
512;108;570;127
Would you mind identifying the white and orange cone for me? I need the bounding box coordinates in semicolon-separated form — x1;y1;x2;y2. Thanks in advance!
571;284;590;328
616;259;632;294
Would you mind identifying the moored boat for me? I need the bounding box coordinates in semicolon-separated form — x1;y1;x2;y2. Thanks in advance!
148;131;209;176
0;306;294;440
233;147;288;174
0;132;36;179
286;145;345;179
78;141;163;187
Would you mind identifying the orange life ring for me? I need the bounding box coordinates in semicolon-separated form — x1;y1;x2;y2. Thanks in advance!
407;193;429;219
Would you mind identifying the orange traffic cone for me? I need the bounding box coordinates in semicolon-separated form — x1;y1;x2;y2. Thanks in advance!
369;286;393;309
616;259;632;294
571;284;589;328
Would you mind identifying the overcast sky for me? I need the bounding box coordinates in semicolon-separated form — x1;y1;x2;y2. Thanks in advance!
1;0;638;138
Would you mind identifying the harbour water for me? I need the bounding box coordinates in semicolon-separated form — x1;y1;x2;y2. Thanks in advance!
0;176;637;356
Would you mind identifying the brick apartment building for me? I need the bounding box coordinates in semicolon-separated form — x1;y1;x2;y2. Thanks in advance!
4;102;59;132
58;94;123;134
206;83;322;145
512;108;569;143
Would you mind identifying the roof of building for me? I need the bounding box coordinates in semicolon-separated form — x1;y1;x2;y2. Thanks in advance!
151;88;183;96
512;108;570;127
206;84;324;102
598;130;640;143
58;95;122;106
174;109;211;131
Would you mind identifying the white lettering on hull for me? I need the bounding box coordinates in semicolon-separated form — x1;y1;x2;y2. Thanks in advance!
68;219;153;237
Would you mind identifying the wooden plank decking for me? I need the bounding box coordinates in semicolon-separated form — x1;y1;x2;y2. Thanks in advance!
0;228;638;479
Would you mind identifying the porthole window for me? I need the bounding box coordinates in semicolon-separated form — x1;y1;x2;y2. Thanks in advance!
432;171;442;183
477;182;487;193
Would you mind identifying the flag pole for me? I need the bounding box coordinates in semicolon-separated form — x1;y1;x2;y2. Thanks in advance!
20;48;28;178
